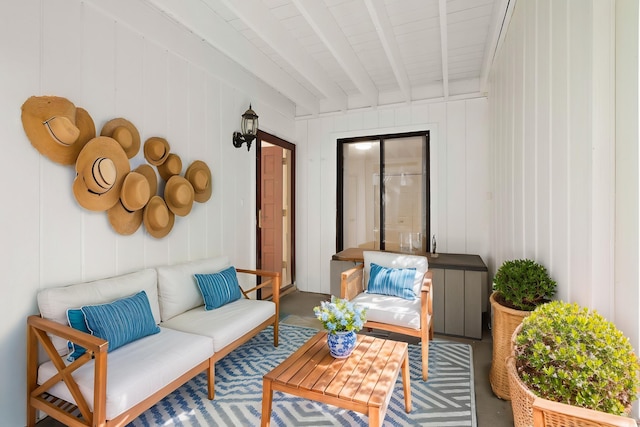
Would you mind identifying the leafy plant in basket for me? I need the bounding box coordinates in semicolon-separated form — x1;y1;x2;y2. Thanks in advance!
513;301;640;416
314;296;367;358
489;258;557;400
492;258;556;310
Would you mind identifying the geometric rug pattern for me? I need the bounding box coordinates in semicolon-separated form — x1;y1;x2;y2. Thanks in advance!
129;324;476;426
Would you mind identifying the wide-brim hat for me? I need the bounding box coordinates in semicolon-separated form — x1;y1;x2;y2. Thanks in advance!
184;160;212;203
21;96;95;165
72;136;130;211
106;171;152;235
164;175;194;217
143;196;175;238
158;153;182;181
133;164;158;197
144;137;170;166
100;118;140;159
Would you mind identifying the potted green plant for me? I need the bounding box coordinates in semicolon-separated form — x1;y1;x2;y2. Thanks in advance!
507;301;640;426
489;259;556;400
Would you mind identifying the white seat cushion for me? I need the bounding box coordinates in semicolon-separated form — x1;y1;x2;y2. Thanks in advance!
351;292;422;330
160;298;275;352
37;327;213;420
363;251;428;296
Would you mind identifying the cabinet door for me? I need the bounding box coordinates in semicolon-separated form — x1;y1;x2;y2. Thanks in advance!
444;269;465;336
464;271;483;339
431;268;445;334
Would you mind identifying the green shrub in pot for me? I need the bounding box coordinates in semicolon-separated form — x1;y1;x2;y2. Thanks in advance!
492;259;556;311
513;300;640;415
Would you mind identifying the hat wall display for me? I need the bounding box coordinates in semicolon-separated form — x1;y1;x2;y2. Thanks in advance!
157;153;182;181
133;164;158;197
107;171;152;235
100;118;141;159
164;175;195;217
72;136;130;211
143;196;175;238
21;96;96;165
143;137;170;166
184;160;212;203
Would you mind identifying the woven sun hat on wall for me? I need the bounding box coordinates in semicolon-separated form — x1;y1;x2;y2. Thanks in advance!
133;164;158;197
157;153;182;181
164;175;194;217
72;136;130;211
21;96;96;165
143;137;170;166
107;171;152;235
143;195;175;238
100;118;141;159
184;160;212;203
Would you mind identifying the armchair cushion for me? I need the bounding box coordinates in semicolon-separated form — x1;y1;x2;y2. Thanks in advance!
350;292;422;330
367;263;416;300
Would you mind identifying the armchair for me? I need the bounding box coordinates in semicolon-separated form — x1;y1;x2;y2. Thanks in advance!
340;250;433;380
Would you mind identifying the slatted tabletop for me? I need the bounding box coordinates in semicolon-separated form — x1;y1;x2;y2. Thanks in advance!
261;331;411;427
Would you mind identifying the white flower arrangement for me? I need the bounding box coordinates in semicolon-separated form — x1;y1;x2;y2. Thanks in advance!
313;296;367;334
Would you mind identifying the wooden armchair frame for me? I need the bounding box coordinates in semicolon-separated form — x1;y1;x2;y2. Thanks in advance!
340;263;433;380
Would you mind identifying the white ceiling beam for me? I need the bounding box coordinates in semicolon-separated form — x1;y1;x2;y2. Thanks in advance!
364;0;411;104
479;0;515;93
216;0;347;110
438;0;449;99
292;0;378;108
144;0;319;115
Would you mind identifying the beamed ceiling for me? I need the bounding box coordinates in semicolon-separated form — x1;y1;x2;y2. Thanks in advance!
147;0;512;117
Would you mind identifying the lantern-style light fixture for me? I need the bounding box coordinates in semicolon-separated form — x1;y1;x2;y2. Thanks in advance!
232;104;259;151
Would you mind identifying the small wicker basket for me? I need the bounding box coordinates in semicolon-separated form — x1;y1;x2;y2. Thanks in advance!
489;292;530;400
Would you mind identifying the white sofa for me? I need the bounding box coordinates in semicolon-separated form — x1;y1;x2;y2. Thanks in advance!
26;256;280;427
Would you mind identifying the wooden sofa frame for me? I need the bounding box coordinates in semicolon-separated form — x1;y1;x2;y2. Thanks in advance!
26;269;280;427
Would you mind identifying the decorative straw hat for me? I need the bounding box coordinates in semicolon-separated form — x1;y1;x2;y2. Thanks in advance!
100;118;140;159
106;171;152;235
184;160;212;203
164;175;194;216
72;137;130;211
133;164;158;197
143;196;175;238
143;137;170;166
21;96;96;165
157;153;182;181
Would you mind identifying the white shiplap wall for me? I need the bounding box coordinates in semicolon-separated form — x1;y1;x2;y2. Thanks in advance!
294;97;491;294
489;0;634;329
0;1;295;425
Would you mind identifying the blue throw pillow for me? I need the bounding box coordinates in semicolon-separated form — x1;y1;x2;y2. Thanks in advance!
195;266;242;310
66;308;91;362
81;290;160;353
367;263;417;300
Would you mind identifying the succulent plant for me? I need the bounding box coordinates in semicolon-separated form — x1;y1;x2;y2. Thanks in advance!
513;301;640;415
493;259;556;311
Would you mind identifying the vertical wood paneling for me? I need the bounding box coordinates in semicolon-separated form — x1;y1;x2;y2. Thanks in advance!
295;120;309;291
523;0;537;260
306;119;323;290
320;117;337;293
205;76;222;257
446;100;467;252
429;102;447;252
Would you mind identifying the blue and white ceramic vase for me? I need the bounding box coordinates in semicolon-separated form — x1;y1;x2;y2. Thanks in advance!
327;330;357;358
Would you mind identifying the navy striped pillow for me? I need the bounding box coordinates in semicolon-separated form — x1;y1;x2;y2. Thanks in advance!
81;290;160;352
367;263;417;300
195;266;242;310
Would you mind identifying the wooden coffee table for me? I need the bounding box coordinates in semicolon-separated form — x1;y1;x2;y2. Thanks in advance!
261;331;411;427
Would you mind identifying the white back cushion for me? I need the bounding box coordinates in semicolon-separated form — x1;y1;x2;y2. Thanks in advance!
362;251;428;296
156;256;230;322
37;268;159;355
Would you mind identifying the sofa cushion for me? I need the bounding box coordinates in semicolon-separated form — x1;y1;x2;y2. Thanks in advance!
66;308;91;362
160;298;275;352
156;257;231;322
37;327;213;420
363;251;428;296
350;292;422;330
81;290;161;353
37;268;160;355
195;266;242;310
367;263;416;300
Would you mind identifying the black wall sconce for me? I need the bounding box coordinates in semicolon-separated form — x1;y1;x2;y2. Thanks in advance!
232;104;259;151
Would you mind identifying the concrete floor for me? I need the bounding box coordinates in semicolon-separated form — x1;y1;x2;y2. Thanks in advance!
37;289;514;426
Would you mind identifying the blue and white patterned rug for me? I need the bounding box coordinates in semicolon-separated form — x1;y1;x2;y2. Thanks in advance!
129;324;476;426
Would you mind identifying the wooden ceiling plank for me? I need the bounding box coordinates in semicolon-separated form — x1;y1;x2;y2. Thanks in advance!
438;0;449;98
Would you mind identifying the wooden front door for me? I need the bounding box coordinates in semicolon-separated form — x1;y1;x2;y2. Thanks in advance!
260;145;284;281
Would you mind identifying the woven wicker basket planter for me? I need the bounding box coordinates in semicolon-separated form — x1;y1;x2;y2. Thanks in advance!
489;292;530;400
